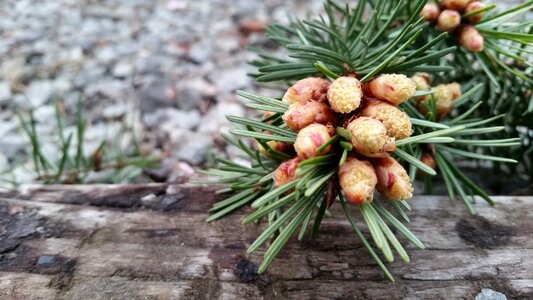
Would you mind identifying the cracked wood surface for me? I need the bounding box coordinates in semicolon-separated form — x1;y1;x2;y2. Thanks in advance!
0;184;531;299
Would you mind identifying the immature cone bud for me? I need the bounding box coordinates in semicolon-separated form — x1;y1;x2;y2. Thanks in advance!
262;111;276;122
436;10;461;32
346;117;396;158
257;140;293;157
294;123;333;159
464;2;486;23
417;153;436;176
282;77;330;104
447;82;462;100
338;157;377;204
283;101;336;132
273;157;302;187
420;3;440;22
361;101;412;140
363;74;416;106
374;156;413;201
433;84;454;118
458;25;484;52
411;73;431;91
416;72;432;85
326;76;363;113
418;83;461;119
440;0;470;11
410;73;431;102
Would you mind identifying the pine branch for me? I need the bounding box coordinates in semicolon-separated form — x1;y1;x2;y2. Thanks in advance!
198;0;525;281
255;0;453;82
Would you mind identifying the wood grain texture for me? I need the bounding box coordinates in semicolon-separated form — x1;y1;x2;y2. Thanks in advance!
0;184;531;299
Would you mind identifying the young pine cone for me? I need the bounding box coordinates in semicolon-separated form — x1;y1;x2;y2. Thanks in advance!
361;101;412;140
458;25;484;52
262;111;277;123
326;76;363;113
374;156;413;201
363;74;416;106
464;2;487;23
440;0;470;11
418;83;461;119
420;3;440;22
273;157;302;187
257;140;293;157
411;73;431;92
411;73;431;102
338;157;377;204
282;77;330;104
283;101;336;132
417;152;436;177
447;82;462;100
346;117;396;157
294;123;333;159
436;10;461;32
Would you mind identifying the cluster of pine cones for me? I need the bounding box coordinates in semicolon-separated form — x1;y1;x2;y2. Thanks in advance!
261;74;420;205
421;0;487;52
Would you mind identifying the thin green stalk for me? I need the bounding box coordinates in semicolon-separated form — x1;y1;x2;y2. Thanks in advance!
54;133;73;182
75;95;86;169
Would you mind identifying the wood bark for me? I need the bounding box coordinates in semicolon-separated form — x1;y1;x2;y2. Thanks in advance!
0;184;531;299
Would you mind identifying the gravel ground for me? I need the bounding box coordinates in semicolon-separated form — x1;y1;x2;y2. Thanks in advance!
0;0;328;185
0;0;524;186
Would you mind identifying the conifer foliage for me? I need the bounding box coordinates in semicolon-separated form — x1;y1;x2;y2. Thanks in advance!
198;0;532;281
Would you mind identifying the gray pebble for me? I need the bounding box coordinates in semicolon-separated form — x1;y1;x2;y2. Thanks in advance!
1;56;25;84
211;67;250;94
0;81;12;104
174;131;214;165
25;80;53;107
85;80;128;101
144;108;201;130
139;78;177;113
475;288;507;300
37;255;56;265
188;42;213;64
0;153;7;170
112;61;134;78
176;78;214;110
199;102;246;135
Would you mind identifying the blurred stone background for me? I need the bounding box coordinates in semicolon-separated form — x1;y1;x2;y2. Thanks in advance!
0;0;524;185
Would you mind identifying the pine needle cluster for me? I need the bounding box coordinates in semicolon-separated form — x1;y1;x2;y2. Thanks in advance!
198;0;532;280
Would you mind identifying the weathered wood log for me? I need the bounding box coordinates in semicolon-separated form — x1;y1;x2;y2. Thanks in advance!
0;184;531;299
